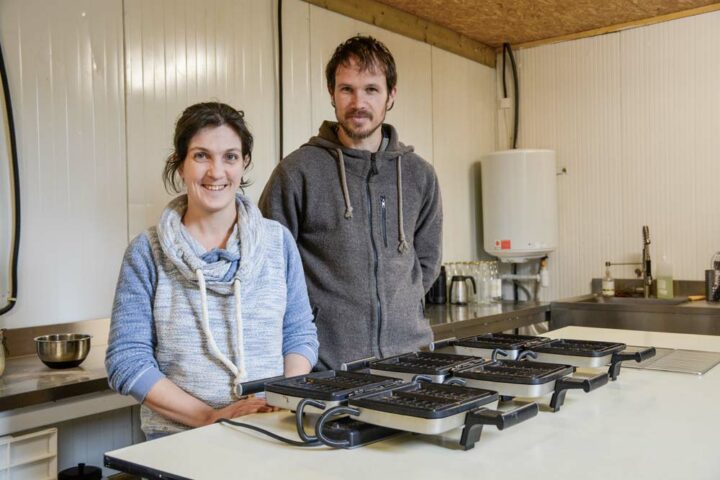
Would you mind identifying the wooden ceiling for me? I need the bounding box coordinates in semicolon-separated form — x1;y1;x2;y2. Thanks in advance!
374;0;720;48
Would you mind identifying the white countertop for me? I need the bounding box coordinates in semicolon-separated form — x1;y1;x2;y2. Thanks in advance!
105;327;720;480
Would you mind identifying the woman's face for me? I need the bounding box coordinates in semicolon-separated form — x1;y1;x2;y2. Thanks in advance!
179;124;245;217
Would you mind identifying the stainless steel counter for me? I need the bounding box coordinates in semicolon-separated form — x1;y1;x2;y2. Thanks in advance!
0;343;111;412
428;301;550;339
551;293;720;335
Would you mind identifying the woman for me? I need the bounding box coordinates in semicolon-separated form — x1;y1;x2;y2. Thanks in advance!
106;102;318;439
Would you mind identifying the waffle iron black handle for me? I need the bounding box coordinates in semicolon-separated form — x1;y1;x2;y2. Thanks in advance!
429;337;457;352
460;403;539;450
496;403;539;429
517;350;538;361
549;373;609;412
341;356;377;372
315;405;361;449
492;349;509;362
412;374;433;384
236;375;286;396
608;347;657;381
295;398;326;443
443;378;467;386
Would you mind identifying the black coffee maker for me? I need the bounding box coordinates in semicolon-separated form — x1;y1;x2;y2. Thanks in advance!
425;266;447;304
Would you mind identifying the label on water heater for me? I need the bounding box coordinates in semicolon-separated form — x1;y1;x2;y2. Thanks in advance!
500;240;511;250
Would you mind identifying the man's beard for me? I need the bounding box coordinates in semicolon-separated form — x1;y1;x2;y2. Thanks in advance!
337;108;385;140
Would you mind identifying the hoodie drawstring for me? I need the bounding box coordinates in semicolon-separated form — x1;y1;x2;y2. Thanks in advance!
196;269;246;397
334;147;408;254
335;148;354;219
396;155;409;254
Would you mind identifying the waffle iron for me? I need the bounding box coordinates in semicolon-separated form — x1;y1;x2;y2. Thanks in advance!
435;334;656;380
362;348;608;412
314;381;538;450
528;339;656;380
444;333;554;359
452;355;608;412
258;370;538;450
367;351;489;383
264;370;403;413
264;370;406;446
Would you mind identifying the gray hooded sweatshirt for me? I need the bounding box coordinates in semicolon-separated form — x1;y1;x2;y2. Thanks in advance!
259;121;442;369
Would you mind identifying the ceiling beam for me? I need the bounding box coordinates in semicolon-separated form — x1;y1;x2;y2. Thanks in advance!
515;3;720;50
302;0;497;67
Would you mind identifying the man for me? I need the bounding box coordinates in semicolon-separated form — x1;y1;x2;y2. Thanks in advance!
259;35;442;370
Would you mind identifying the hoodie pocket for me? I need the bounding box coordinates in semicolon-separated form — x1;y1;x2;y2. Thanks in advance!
380;196;388;248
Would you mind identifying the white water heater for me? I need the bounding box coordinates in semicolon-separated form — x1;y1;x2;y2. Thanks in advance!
481;149;558;262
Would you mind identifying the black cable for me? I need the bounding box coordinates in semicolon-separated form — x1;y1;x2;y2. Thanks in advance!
512;263;518;304
502;44;508;98
216;418;320;447
277;0;284;159
0;38;20;316
503;42;520;149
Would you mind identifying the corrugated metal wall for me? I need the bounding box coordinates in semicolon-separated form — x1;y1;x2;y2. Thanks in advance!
514;10;720;300
124;0;279;237
0;0;127;328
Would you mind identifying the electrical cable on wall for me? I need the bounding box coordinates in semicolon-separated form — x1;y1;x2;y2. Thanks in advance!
502;43;519;149
0;38;20;316
277;0;285;158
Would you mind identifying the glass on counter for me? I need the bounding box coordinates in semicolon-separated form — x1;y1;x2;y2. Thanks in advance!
442;260;501;305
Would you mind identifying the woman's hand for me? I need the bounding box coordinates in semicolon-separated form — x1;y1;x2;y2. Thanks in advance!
209;396;280;424
143;378;280;429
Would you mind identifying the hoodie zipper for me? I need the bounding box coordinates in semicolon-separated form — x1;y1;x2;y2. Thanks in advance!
367;155;383;357
380;196;388;248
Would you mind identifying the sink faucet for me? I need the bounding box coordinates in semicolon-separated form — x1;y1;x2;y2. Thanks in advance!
604;225;653;298
641;225;652;298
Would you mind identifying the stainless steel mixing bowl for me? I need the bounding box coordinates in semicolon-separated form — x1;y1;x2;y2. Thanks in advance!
34;333;92;369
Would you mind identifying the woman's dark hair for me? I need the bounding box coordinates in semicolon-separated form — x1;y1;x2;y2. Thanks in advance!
163;102;254;193
325;35;397;94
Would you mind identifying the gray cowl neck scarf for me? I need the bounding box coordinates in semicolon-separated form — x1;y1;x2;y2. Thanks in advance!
154;192;268;391
156;193;267;295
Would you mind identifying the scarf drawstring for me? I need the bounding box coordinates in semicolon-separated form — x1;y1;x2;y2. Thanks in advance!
335;148;354;219
196;269;247;397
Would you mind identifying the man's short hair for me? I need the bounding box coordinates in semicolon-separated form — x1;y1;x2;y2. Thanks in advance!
325;35;397;94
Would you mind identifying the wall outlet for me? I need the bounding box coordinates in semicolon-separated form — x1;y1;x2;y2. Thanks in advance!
499;97;512;109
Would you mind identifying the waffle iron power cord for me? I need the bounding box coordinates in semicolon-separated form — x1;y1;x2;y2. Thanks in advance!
215;418;320;447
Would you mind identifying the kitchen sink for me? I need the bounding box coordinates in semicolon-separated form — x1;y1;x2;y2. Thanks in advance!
576;296;687;306
550;279;720;336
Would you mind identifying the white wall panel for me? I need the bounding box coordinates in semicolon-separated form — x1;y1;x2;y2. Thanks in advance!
280;0;313;157
125;0;278;237
432;48;496;261
0;0;126;328
516;10;720;300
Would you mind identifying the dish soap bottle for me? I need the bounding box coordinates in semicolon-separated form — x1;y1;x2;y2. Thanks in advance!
657;255;674;299
602;264;615;297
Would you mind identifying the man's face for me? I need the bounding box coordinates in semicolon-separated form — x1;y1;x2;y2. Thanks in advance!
330;58;397;142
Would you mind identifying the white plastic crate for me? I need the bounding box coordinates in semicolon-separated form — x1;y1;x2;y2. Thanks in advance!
0;428;58;480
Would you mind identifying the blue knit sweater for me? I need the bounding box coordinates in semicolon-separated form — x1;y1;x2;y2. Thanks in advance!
105;194;318;436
